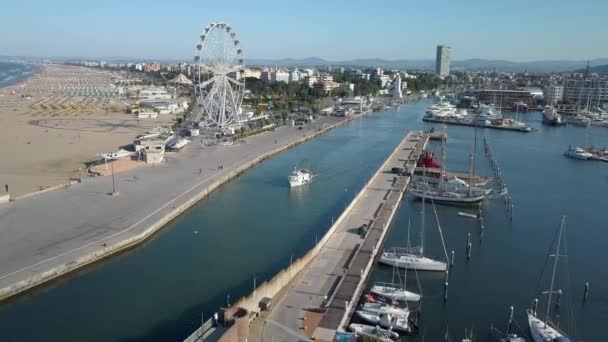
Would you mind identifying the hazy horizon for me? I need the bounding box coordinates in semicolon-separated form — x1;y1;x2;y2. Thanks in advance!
2;0;607;61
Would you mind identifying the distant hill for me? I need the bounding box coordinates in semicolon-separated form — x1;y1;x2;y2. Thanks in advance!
3;54;608;73
574;64;608;75
247;57;608;73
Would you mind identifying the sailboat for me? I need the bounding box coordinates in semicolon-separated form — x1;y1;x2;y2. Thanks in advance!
527;216;573;342
380;200;447;272
410;124;488;205
371;230;422;302
349;323;399;342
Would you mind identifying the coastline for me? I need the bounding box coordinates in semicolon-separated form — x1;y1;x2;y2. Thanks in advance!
0;109;374;302
0;61;42;89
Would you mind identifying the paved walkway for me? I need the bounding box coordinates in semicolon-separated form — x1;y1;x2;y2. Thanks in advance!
0;115;352;300
259;131;427;342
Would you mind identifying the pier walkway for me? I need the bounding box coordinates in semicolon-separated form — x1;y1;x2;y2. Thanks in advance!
258;131;429;342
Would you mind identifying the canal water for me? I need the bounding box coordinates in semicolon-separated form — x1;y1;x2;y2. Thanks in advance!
0;100;606;342
369;108;608;341
0;102;427;341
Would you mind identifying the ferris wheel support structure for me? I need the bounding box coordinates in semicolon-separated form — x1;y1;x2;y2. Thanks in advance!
193;21;245;130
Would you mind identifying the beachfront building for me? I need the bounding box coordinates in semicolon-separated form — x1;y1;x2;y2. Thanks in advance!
436;45;451;77
136;87;173;101
140;140;165;164
139;101;181;115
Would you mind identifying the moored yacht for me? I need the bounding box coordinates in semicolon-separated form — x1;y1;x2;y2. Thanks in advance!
349;323;399;342
371;284;421;302
542;107;565;126
564;145;592;160
379;250;447;271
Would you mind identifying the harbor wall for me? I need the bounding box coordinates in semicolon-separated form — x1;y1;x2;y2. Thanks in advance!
0;111;372;303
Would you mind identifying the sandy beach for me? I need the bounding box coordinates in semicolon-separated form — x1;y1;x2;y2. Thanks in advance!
0;64;175;196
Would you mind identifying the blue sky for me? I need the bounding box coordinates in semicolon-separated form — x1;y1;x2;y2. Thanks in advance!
2;0;607;61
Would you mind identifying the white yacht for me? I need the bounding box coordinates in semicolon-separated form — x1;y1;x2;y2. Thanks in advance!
371;285;421;302
349;323;399;342
380;200;447;272
528;313;571;342
564;146;592;160
355;304;411;333
380;251;447;271
288;167;313;187
474;103;502;121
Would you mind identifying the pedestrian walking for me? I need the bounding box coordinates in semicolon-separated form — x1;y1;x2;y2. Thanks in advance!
4;184;8;193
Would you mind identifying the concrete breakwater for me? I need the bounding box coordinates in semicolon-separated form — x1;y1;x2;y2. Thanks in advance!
0;111;372;303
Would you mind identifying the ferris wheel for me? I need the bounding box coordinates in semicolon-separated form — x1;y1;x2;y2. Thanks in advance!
193;22;245;129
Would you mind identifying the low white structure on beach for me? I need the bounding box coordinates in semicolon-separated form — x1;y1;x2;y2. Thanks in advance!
140;140;165;164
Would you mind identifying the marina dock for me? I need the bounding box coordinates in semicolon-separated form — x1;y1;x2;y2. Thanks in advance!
423;116;537;132
208;130;431;342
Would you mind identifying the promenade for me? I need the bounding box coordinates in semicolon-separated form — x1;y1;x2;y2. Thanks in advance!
0;114;359;301
255;131;428;342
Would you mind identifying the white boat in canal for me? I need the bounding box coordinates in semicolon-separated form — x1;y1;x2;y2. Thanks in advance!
349;323;399;342
370;285;421;302
527;216;573;342
360;302;409;317
355;304;411;333
288;167;313;187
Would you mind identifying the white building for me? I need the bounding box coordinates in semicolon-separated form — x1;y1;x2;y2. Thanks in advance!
340;82;355;92
393;74;402;99
435;45;451;77
242;68;261;79
290;69;302;82
137;87;173;101
140;140;165;164
272;70;290;83
544;85;564;105
564;79;608;104
379;75;391;88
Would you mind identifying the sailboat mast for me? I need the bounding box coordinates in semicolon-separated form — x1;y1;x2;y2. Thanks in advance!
420;195;425;255
469;117;478;198
439;124;446;194
544;216;566;324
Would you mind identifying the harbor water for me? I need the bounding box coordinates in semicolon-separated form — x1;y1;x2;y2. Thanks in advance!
370;106;608;341
0;100;606;341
